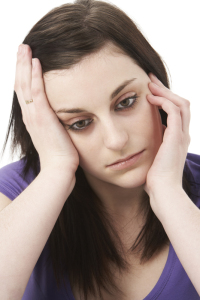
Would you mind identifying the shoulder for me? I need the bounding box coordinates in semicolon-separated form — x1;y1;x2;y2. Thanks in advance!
0;158;37;200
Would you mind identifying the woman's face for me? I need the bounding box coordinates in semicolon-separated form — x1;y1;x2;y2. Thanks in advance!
44;45;163;190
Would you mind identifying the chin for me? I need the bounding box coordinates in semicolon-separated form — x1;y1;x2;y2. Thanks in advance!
115;182;146;190
110;167;148;189
115;178;146;189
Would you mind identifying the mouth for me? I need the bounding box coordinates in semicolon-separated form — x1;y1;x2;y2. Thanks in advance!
106;150;145;168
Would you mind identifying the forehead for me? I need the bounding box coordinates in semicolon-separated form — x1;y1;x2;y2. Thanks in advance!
43;44;145;111
44;43;139;79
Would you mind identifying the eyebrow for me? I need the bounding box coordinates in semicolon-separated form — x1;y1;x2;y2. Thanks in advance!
55;78;137;114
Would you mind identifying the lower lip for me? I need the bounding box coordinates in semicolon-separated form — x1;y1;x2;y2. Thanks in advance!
107;150;144;171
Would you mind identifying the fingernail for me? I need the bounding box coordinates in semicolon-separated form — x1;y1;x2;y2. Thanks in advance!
149;72;155;77
32;59;36;69
151;82;159;87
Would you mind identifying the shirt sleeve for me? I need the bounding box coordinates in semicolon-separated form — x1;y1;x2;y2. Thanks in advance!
0;159;37;201
185;152;200;207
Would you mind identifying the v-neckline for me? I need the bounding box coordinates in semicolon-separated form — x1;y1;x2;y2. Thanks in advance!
67;242;175;300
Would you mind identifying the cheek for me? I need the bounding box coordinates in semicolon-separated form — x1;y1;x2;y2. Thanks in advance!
69;134;100;170
145;103;163;146
149;104;163;132
132;98;163;145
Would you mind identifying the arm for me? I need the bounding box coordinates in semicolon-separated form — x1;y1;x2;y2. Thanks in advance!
144;74;199;294
0;42;79;299
0;168;75;300
150;187;200;295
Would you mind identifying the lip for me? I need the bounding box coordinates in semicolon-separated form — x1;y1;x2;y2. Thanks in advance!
107;150;144;166
106;150;144;170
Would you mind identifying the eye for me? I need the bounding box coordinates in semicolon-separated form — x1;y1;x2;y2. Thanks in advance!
66;94;139;132
115;94;138;111
67;119;94;131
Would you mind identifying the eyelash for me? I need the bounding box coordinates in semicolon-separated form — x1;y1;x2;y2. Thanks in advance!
66;94;139;131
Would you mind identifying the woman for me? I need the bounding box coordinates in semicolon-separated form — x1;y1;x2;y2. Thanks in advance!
0;0;199;299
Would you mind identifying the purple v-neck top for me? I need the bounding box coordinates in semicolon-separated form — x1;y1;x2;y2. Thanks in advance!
0;152;199;299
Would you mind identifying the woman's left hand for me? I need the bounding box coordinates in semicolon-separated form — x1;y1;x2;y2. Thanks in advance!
144;73;191;197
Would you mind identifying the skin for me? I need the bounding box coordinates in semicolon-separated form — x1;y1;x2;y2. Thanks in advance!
43;44;164;247
17;43;200;295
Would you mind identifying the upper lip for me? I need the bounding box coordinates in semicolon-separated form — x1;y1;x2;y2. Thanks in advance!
107;150;144;166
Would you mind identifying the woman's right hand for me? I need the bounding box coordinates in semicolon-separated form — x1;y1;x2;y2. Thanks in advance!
14;44;79;176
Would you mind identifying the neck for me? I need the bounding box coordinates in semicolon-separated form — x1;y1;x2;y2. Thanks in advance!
84;171;149;253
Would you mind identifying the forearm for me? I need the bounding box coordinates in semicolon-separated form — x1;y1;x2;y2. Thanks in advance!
150;187;200;295
0;168;74;299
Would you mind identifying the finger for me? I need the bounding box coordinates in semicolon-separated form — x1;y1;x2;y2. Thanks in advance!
14;44;32;112
31;57;51;111
149;73;165;88
147;94;183;139
148;82;190;135
20;45;33;110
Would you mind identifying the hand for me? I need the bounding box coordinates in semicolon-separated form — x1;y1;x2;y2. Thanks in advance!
14;44;79;175
144;73;191;196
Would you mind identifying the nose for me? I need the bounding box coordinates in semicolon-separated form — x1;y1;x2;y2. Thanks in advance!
101;118;128;151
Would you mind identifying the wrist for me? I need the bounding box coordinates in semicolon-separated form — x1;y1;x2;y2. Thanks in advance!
40;166;76;194
40;159;78;175
149;185;185;218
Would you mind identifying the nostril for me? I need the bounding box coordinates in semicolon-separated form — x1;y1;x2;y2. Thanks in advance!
103;130;128;150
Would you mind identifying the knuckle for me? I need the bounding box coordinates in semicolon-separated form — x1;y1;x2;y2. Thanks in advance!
184;99;190;107
20;80;28;91
174;105;181;113
31;86;41;97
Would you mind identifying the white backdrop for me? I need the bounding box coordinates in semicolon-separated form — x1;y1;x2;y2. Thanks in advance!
0;0;199;168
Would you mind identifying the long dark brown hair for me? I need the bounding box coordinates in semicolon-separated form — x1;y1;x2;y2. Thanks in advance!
1;0;192;298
